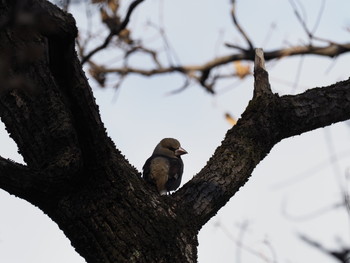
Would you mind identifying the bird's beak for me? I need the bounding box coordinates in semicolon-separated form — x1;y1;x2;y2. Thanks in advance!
175;147;187;156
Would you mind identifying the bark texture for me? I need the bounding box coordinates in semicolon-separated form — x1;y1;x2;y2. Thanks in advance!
0;1;350;263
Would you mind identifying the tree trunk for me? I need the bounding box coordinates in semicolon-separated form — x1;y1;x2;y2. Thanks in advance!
49;165;199;263
0;1;350;263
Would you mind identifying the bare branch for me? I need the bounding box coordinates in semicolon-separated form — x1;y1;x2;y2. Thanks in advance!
254;48;266;71
174;75;350;228
289;0;328;44
214;220;273;263
224;42;247;52
124;45;162;68
97;42;350;92
0;156;56;207
165;78;191;95
81;0;144;64
282;198;344;221
289;0;313;39
300;234;350;263
254;48;272;97
231;0;254;51
311;0;326;35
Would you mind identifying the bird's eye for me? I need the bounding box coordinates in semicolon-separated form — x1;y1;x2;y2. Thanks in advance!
168;147;177;152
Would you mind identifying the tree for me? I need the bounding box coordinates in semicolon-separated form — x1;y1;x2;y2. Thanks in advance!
0;0;350;262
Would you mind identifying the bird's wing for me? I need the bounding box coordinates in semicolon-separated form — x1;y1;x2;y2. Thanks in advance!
142;156;153;182
165;157;184;191
143;155;170;193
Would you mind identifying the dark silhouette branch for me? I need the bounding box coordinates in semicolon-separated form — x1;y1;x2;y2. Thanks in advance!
0;157;43;203
300;234;350;263
253;48;271;97
173;49;350;228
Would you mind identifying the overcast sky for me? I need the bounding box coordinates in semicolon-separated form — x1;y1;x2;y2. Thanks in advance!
1;0;350;262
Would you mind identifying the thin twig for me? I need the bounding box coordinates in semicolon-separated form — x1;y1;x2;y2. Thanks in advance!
231;0;254;50
147;22;181;67
165;78;191;96
94;41;350;92
282;197;344;221
236;220;249;263
311;0;326;35
214;220;273;263
124;46;162;68
224;42;247;52
81;0;144;64
289;0;311;38
300;234;350;263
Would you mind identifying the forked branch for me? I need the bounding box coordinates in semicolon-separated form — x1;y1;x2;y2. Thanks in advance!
173;50;350;229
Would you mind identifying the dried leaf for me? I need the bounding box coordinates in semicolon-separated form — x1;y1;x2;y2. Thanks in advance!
100;8;110;22
89;67;106;87
119;29;133;44
234;61;251;79
108;0;119;13
225;113;237;126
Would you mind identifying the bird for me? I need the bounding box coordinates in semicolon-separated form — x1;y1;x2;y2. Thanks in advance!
142;138;187;195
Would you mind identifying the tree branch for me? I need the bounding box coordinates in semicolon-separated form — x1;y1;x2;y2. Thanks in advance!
173;50;350;229
0;0;137;207
230;0;254;51
99;42;350;92
0;156;60;207
253;48;272;97
0;5;78;169
299;234;350;263
80;0;145;65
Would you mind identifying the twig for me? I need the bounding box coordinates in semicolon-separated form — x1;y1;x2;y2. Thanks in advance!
271;149;350;190
236;220;249;263
91;40;350;93
299;234;350;263
165;78;191;96
81;0;144;64
231;0;254;51
261;22;277;48
282;197;344;221
124;46;162;68
289;0;312;38
147;22;181;67
224;42;248;52
289;0;327;44
214;220;273;263
311;0;326;35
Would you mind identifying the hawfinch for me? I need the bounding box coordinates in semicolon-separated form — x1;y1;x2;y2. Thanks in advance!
143;138;187;195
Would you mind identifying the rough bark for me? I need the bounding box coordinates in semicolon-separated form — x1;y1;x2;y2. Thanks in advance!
0;1;350;263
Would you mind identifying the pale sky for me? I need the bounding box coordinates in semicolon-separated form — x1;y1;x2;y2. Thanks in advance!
0;0;350;262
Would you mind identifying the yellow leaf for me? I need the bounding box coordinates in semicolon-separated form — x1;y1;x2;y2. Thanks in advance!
234;61;251;79
119;29;133;44
225;113;237;126
108;0;119;13
100;8;109;22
